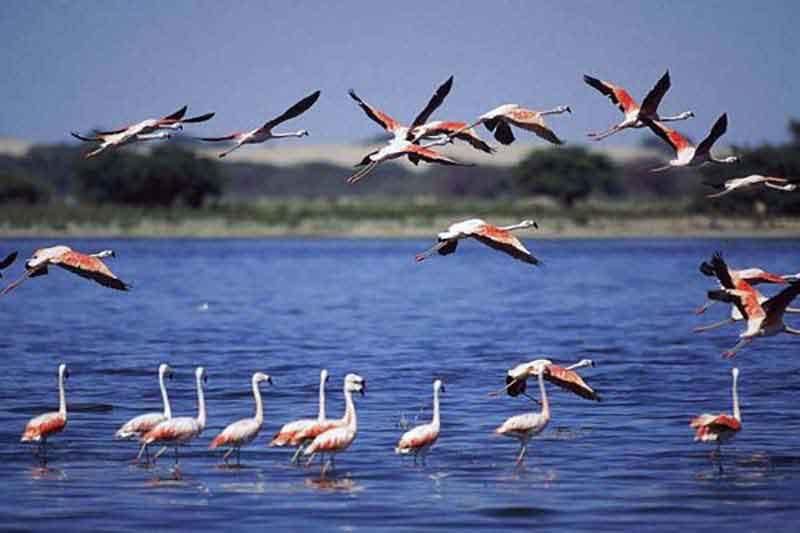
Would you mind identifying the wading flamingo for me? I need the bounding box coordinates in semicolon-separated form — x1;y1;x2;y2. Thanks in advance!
704;175;798;198
643;113;740;172
304;373;365;476
0;251;17;277
583;70;694;141
209;372;272;467
495;362;550;466
271;369;329;464
139;367;207;470
496;359;600;401
456;103;571;146
21;363;69;466
395;379;444;465
115;364;174;462
690;367;741;464
197;90;320;158
0;246;129;297
415;219;539;265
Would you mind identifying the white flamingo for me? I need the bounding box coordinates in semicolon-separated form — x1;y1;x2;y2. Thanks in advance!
115;363;174;462
495;362;550;466
704;175;798;198
415;219;539;265
395;379;444;465
271;369;329;464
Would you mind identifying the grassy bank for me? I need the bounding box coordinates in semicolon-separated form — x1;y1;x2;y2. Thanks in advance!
1;198;798;238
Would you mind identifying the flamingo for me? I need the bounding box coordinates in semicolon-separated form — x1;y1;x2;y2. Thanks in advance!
197;90;320;158
270;369;329;464
690;367;741;464
704;175;798;198
139;366;207;469
0;246;129;297
415;218;540;265
89;105;215;138
455;103;572;146
705;253;800;357
0;251;17;277
303;373;365;476
495;361;550;466
583;70;694;141
115;363;174;462
694;285;800;333
395;379;444;465
209;372;272;467
21;363;69;465
643;113;740;172
496;358;600;401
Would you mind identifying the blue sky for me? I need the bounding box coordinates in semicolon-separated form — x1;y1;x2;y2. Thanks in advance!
1;1;798;147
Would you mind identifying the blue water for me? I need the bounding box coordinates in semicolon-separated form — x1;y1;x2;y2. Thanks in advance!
1;237;800;531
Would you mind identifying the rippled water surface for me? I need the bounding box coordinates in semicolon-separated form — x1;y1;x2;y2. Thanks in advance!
2;237;800;531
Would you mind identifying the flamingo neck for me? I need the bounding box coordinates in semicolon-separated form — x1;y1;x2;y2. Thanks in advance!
732;371;741;422
711;155;739;165
58;369;67;417
318;375;327;421
660;111;692;121
159;369;171;419
271;131;305;139
344;388;357;432
537;371;549;419
432;385;441;429
499;221;528;232
540;107;569;116
196;373;206;430
252;376;264;425
784;325;800;335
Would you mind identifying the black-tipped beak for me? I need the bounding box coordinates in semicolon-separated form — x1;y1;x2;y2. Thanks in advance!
203;375;208;383
268;376;273;385
168;372;174;380
441;384;446;394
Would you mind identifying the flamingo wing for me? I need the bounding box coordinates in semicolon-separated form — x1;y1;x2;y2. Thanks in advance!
348;89;401;133
53;250;130;291
92;126;130;136
270;418;316;446
642;118;689;153
405;144;469;166
468;224;539;265
409;75;454;130
197;133;239;142
639;70;671;118
416;122;495;153
71;131;103;142
762;280;800;316
696;113;728;156
22;412;66;441
0;251;17;270
260;90;321;132
161;105;188;122
544;364;601;401
583;75;638;114
504;108;564;145
492;121;515;145
397;423;438;451
178;112;216;124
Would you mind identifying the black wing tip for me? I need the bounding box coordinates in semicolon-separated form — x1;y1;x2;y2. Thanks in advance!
703;181;724;189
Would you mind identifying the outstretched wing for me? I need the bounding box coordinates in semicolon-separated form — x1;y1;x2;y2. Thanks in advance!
54;251;130;291
161;105;188;122
696;113;728;156
640;70;671;117
405;144;469;166
544;364;601;401
260;90;321;132
409;75;454;130
0;251;17;270
583;74;638;114
504;107;564;145
179;112;215;124
642;118;688;153
71;131;102;142
763;280;800;316
348;89;401;133
492;121;515;145
469;223;539;265
196;133;239;142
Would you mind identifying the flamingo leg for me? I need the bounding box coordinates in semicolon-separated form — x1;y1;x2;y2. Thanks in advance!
304;452;316;468
693;318;735;333
222;448;235;464
290;444;305;464
587;124;624;141
722;337;753;358
695;300;717;315
154;446;168;461
346;161;378;184
515;439;528;466
219;143;242;159
237;448;241;467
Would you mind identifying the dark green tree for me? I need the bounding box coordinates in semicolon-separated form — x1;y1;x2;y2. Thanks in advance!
0;172;53;204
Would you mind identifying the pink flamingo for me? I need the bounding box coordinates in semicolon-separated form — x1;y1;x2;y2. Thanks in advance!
497;358;600;402
495;361;550;466
457;103;571;146
415;218;539;265
115;364;174;462
704;174;798;198
21;363;69;466
690;367;741;465
209;372;272;466
395;379;444;465
643;113;740;171
271;369;329;464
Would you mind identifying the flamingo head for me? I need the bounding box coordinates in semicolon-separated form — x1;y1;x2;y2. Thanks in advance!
321;368;329;384
558;105;572;114
724;155;742;164
345;373;366;396
59;363;69;381
253;372;272;386
433;379;445;394
159;363;174;380
574;359;596;369
26;245;70;270
196;366;207;384
521;219;538;229
297;129;309;137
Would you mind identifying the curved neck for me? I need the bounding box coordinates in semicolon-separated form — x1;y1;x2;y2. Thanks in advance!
252;378;264;425
318;375;327;421
432;386;441;428
343;388;357;431
537;371;549;419
783;325;800;335
159;370;171;419
732;371;740;421
58;370;67;417
195;373;206;430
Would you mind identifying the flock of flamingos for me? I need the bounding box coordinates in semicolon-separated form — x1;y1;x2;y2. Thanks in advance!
4;70;800;477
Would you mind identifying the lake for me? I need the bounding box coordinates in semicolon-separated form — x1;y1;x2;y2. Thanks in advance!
1;237;799;531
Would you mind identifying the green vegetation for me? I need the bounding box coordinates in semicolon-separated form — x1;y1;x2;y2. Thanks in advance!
0;171;52;204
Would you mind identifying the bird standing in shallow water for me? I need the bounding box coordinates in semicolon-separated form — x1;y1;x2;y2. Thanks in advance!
21;363;69;466
495;361;550;466
209;372;272;467
395;379;444;465
690;367;741;468
271;369;330;464
115;364;174;463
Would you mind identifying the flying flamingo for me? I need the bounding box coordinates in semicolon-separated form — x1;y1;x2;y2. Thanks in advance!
0;246;129;297
71;130;173;159
395;379;444;465
197;90;320;158
209;372;272;467
706;253;800;357
643;113;740;172
415;218;540;265
455;103;572;146
115;363;174;463
494;358;600;401
495;361;550;466
583;70;694;141
21;363;69;466
704;175;798;198
0;251;17;277
695;285;800;333
690;367;741;465
271;369;330;464
303;373;365;476
89;105;215;137
139;366;207;470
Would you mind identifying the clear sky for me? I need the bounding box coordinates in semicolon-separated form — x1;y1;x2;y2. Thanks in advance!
1;1;798;147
